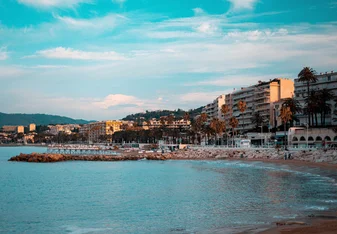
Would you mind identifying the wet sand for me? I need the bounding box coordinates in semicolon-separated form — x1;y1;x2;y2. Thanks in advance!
260;216;337;234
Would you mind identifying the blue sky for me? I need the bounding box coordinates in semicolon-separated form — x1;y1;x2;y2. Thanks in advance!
1;0;337;120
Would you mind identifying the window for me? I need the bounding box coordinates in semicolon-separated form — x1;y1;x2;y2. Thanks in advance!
328;76;331;81
300;136;306;141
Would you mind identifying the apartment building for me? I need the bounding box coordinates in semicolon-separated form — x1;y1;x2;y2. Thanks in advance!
2;125;24;134
294;71;337;126
227;78;294;132
48;124;80;135
82;121;123;142
144;118;191;129
202;95;226;121
28;124;36;132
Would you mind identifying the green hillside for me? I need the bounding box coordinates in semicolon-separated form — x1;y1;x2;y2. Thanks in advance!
122;107;204;121
0;112;92;127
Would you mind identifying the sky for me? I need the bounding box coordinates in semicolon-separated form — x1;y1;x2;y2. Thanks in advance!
1;0;337;120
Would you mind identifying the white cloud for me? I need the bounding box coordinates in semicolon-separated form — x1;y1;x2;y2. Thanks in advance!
179;91;231;105
193;8;205;15
225;28;288;41
196;22;217;34
93;94;141;109
0;47;8;60
17;0;90;8
54;14;126;31
227;0;259;10
0;66;28;79
25;47;127;61
189;74;292;87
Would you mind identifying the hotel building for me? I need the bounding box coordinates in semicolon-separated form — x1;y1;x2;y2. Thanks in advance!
202;95;226;122
294;71;337;126
81;121;123;142
226;78;294;132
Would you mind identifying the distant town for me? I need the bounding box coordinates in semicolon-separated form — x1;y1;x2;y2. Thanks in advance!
1;68;337;149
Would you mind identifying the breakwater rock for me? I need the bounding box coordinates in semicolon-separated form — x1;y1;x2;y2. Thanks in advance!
9;153;171;163
168;148;337;164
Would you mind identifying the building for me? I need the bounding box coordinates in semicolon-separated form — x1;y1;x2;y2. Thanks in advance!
226;78;294;132
1;125;24;134
288;127;337;147
143;118;191;130
294;71;337;126
82;121;123;142
202;95;226;121
48;124;80;135
2;126;17;133
28;123;36;132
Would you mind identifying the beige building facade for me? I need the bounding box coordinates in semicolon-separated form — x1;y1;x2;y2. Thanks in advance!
82;121;123;142
225;78;294;132
202;95;226;122
2;125;24;134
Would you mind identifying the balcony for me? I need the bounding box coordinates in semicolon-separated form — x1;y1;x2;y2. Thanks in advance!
254;95;270;101
254;88;270;94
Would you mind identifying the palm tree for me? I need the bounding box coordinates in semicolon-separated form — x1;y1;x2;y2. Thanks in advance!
279;106;292;148
298;67;317;126
282;97;302;126
251;112;266;131
317;89;334;126
221;104;230;144
305;91;320;126
229;117;239;147
237;100;247;134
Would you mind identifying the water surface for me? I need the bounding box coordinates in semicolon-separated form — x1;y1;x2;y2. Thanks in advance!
1;147;337;233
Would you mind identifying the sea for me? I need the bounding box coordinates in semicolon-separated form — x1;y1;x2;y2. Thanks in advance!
1;147;337;234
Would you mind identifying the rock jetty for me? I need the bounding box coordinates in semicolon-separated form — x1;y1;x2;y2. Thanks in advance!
168;148;337;164
9;152;171;163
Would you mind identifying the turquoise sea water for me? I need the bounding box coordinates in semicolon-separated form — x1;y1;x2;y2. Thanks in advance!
1;147;337;234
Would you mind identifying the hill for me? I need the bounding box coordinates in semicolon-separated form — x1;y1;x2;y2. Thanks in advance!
0;112;92;127
122;107;204;121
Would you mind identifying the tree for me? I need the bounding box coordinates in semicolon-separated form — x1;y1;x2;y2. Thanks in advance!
282;97;302;126
237;100;247;134
317;89;334;126
221;104;230;144
279;106;292;148
229;117;238;147
298;67;317;126
251;112;266;131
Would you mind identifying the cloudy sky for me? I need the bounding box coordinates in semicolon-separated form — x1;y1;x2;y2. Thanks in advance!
1;0;337;120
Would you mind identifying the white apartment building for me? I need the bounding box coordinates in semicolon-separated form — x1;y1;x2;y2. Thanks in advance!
294;71;337;126
202;95;226;122
228;78;294;132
